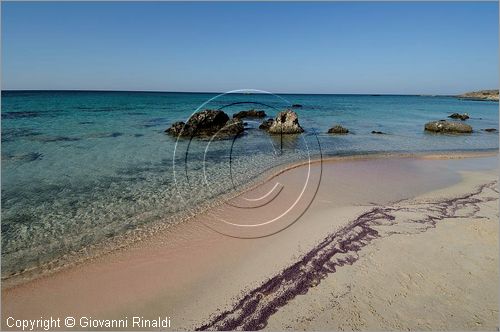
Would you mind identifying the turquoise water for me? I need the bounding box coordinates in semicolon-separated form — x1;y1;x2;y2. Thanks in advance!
1;90;498;277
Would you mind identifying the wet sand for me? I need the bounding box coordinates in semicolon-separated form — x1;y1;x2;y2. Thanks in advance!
2;152;498;330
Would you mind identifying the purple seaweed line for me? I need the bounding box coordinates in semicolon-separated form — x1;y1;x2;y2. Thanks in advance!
196;181;498;331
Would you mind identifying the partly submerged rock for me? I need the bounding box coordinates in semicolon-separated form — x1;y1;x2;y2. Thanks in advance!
217;118;244;138
424;120;472;133
448;113;469;121
267;110;304;134
328;125;349;134
483;128;498;132
291;104;303;108
166;109;242;138
371;131;386;135
165;121;186;136
233;109;266;119
259;119;274;130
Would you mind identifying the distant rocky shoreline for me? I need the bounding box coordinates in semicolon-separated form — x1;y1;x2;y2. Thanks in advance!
457;89;498;101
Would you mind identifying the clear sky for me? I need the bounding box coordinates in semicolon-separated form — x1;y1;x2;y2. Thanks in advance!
2;2;498;94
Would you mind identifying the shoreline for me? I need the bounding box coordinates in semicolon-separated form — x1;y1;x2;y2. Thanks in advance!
2;149;498;288
2;152;498;330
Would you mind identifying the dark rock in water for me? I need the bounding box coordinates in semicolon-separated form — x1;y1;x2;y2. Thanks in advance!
267;110;304;134
371;131;386;135
233;109;266;119
328;125;349;134
448;113;469;121
134;133;144;137
424;120;472;133
291;104;303;108
165;109;241;138
165;121;186;136
186;110;230;134
483;128;498;132
259;119;274;130
216;118;244;138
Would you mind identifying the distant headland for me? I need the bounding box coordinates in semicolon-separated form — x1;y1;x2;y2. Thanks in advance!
458;89;499;101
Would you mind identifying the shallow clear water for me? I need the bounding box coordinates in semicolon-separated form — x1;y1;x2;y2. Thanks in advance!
1;90;498;276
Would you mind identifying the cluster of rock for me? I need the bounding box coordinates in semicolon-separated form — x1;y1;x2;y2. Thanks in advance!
424;110;474;134
325;111;480;136
458;90;499;101
165;109;243;139
165;109;305;138
325;106;496;135
166;106;495;139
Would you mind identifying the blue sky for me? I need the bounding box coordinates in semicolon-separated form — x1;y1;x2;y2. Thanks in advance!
2;2;498;94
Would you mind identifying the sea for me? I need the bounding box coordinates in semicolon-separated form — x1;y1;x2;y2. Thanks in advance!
1;90;498;277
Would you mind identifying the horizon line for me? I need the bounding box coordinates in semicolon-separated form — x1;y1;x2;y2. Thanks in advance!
2;88;482;97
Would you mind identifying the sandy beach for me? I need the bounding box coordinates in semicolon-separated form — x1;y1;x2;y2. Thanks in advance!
2;152;498;331
266;171;499;330
2;2;498;331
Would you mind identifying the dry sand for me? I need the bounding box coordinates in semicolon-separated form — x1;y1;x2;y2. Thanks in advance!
1;153;498;331
265;170;499;331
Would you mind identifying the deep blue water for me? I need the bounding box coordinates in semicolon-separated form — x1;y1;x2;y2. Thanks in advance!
1;90;498;276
